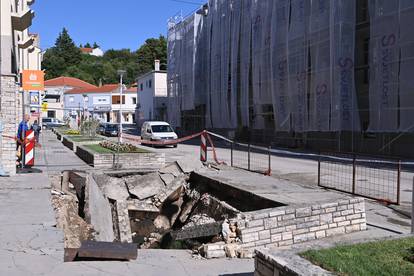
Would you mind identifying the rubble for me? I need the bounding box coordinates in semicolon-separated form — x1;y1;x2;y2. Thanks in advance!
125;172;165;200
52;160;261;261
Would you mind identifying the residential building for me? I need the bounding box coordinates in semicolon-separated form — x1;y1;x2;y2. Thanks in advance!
0;0;38;175
64;84;137;124
64;84;118;123
111;85;137;124
80;47;104;57
136;60;167;126
43;76;97;121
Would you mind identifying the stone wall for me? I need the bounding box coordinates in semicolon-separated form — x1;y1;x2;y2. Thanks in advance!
76;145;166;169
0;75;17;175
236;198;366;249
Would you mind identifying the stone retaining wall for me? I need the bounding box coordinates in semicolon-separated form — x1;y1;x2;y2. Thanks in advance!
76;145;165;169
236;198;366;249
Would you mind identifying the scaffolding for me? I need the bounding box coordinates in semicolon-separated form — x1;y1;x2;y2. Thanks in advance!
167;0;414;155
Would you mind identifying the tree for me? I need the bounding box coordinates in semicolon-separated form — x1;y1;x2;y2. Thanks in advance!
84;42;92;48
42;31;167;86
79;43;83;48
135;35;167;75
93;42;100;49
42;28;82;79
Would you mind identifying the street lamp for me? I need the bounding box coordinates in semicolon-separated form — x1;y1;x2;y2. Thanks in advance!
117;70;126;144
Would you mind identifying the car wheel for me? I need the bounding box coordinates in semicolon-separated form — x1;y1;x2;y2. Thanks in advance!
173;144;178;148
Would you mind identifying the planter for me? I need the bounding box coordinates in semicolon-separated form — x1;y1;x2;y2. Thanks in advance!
76;145;165;169
62;136;102;152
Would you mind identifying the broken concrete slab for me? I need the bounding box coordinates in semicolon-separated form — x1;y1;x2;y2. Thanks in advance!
127;199;159;212
177;158;203;174
85;175;115;242
116;201;133;243
125;173;165;200
155;175;188;204
171;221;223;240
160;173;175;186
159;162;183;177
94;174;130;201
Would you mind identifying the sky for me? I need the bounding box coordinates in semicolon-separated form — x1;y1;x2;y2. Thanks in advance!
30;0;204;51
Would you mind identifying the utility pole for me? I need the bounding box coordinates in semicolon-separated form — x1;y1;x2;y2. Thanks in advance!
117;70;126;144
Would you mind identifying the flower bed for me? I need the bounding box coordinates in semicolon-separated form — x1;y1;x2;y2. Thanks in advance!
99;141;148;153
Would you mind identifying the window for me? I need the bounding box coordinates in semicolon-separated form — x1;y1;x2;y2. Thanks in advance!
84;96;89;102
140;83;143;91
132;97;137;104
112;95;125;104
69;96;74;103
149;79;152;88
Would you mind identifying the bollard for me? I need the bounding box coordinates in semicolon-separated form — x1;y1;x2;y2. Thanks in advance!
200;131;207;162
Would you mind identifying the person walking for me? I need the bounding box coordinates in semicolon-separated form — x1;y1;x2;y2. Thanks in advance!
16;114;30;167
31;119;41;143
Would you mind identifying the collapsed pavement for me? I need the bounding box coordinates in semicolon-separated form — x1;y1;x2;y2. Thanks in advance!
50;159;368;261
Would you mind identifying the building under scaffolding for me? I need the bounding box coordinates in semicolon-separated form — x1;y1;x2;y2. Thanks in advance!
167;0;414;158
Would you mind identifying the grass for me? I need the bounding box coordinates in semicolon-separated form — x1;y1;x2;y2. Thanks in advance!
300;237;414;276
67;136;103;142
84;144;149;154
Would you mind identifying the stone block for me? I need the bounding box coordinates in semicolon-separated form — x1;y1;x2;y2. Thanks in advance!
241;232;260;243
278;240;293;247
281;214;295;221
309;224;328;232
326;227;345;236
315;230;326;239
295;207;312;218
264;217;278;229
269;209;286;217
354;202;365;213
247;219;264;228
341;209;354;216
293;232;315;243
337;220;351;227
325;207;337;213
270;227;285;234
333;216;346;223
320;213;333;224
346;214;361;220
271;234;282;242
242;226;265;234
259;230;271;240
351;218;366;225
281;232;293;241
293;228;308;235
346;224;361;233
320;202;338;208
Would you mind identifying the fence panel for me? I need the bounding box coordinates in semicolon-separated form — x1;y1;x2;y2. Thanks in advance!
318;152;400;204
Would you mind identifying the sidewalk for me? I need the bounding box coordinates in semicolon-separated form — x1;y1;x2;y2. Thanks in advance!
0;130;253;276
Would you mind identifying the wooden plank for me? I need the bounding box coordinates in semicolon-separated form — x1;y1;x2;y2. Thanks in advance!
78;241;137;260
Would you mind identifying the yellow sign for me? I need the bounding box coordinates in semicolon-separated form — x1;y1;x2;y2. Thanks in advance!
22;70;45;91
41;102;48;112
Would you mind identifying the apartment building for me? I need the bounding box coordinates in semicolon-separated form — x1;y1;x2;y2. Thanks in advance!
64;84;137;124
43;76;97;121
0;0;38;175
136;60;167;126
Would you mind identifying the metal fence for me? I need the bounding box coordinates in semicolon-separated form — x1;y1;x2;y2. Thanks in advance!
205;133;272;175
318;152;401;204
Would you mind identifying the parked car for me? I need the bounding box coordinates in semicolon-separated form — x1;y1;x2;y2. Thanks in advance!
97;123;107;135
42;118;65;129
141;121;178;147
103;123;119;137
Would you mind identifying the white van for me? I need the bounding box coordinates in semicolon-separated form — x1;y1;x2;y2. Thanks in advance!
141;121;178;147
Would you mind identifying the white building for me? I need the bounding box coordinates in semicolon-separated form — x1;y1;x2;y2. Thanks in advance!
136;60;167;126
43;77;97;121
0;0;38;175
80;47;104;57
64;84;138;124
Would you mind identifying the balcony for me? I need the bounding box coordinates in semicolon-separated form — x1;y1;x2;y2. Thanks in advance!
18;36;34;49
11;9;35;32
